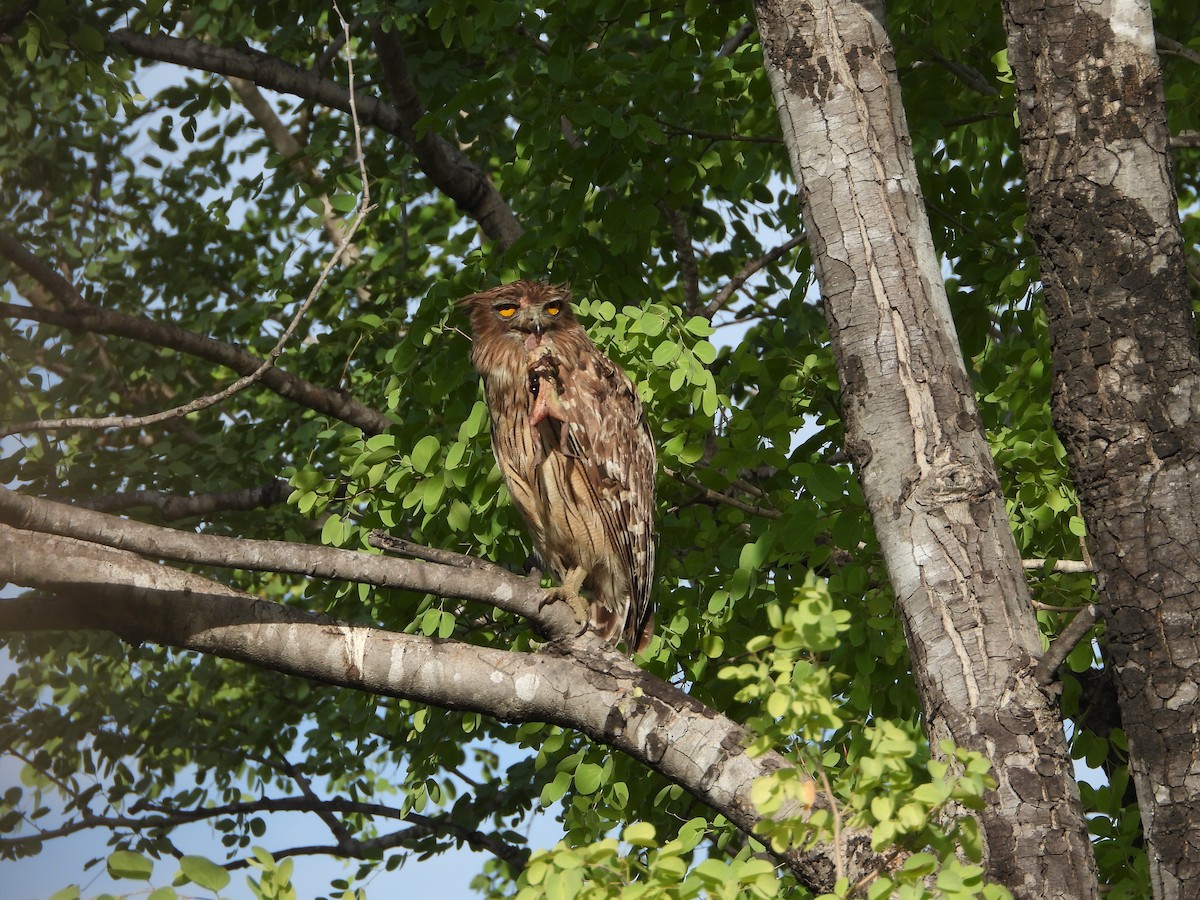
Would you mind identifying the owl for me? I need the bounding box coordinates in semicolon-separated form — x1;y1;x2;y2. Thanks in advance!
461;281;656;653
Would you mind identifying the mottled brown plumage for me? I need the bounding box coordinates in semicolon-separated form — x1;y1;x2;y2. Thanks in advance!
461;281;656;653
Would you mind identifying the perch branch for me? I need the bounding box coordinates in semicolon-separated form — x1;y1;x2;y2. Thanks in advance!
0;524;877;892
0;488;574;640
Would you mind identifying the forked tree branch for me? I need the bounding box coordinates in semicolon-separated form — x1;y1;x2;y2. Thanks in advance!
703;234;805;319
103;26;523;248
0;512;887;891
0;242;391;435
0;487;571;640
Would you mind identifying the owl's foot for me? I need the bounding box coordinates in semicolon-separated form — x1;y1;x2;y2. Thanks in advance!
545;566;590;626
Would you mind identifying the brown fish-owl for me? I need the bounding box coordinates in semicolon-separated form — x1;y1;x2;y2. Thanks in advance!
461;281;656;653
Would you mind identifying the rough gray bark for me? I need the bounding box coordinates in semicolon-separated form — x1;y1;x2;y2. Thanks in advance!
1002;1;1200;896
753;0;1099;896
0;502;889;893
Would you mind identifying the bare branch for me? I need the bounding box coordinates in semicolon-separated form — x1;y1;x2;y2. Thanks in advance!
0;488;575;641
0;241;391;434
716;21;756;60
0;232;88;311
0;524;882;891
79;481;292;520
371;24;524;249
1021;558;1093;574
1156;31;1200;67
927;49;1001;98
702;234;805;320
663;467;783;519
369;530;513;575
658;120;785;145
316;13;367;74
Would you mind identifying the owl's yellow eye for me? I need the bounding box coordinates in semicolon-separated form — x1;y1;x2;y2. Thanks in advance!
495;303;519;319
544;303;561;316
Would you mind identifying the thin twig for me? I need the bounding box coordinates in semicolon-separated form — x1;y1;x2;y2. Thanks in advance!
927;49;1000;98
702;235;805;319
663;467;782;519
368;530;511;576
816;762;844;884
3;25;375;439
657;119;784;145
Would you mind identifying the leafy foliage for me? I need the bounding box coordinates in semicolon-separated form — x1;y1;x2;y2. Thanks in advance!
2;0;1197;897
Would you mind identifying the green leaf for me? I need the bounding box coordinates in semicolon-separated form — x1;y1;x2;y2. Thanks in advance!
693;340;717;365
540;771;572;807
180;855;231;891
107;850;153;881
622;822;657;847
574;762;604;795
410;435;441;473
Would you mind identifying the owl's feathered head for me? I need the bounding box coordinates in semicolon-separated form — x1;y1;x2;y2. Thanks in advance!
459;280;579;340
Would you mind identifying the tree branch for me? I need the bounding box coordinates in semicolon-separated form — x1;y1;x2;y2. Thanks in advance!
0;488;576;641
101;27;521;248
0;237;391;434
370;24;524;249
702;234;805;319
1156;30;1200;67
78;481;292;520
0;522;884;892
1035;604;1101;686
1021;558;1093;574
717;21;756;60
657;200;702;314
927;49;1000;98
663;467;783;519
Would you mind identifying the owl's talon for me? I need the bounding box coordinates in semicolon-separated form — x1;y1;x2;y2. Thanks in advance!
543;566;590;628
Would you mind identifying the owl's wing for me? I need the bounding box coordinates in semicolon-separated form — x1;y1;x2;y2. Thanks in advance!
556;349;657;648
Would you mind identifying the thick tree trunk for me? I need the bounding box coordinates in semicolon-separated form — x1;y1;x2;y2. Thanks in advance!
754;0;1099;896
1002;1;1200;896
